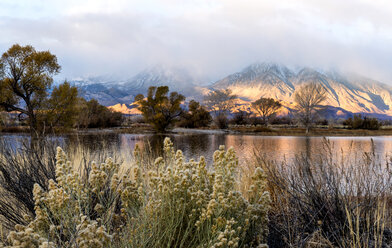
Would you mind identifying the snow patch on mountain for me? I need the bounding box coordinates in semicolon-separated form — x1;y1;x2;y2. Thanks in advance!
213;63;392;116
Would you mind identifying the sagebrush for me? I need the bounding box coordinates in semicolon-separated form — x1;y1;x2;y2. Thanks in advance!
1;138;270;248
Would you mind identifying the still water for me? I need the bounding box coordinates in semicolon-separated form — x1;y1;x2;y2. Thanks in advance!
3;132;391;164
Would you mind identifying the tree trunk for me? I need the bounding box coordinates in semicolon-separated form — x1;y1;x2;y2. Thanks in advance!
263;116;268;126
27;105;38;137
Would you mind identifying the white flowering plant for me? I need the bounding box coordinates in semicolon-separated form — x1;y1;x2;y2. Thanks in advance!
1;138;270;248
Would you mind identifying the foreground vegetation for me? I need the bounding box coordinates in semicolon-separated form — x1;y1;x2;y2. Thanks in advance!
256;139;392;247
0;138;269;247
0;137;392;247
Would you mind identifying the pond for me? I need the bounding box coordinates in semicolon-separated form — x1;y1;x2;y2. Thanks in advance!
2;131;392;165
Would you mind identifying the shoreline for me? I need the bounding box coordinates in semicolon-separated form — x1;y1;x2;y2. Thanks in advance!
2;125;392;137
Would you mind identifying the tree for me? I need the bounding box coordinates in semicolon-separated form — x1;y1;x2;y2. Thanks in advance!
135;86;185;132
204;89;236;129
77;99;123;128
204;89;237;116
179;100;212;128
231;110;251;125
0;113;4;131
294;83;327;133
44;81;80;129
252;97;282;126
0;44;61;132
343;114;380;130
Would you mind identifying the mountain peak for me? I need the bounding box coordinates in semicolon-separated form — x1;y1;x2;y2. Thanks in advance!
240;62;293;79
213;62;294;89
212;63;392;116
71;62;392;117
122;65;196;95
133;65;194;87
244;62;289;73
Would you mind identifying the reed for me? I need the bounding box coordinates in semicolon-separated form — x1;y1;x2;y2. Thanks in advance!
254;138;392;247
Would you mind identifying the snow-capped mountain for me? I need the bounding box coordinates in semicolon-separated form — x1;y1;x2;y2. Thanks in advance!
213;63;392;117
71;62;392;118
72;66;199;106
121;66;196;94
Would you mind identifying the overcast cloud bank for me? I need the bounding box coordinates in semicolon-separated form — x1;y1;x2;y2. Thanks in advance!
0;0;391;84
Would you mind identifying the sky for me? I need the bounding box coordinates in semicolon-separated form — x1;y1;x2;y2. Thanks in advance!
0;0;392;83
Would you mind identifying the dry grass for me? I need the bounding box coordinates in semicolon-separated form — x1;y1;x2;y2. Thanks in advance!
252;138;392;247
344;198;386;248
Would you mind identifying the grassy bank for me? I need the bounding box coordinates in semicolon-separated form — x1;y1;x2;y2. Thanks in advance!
229;125;392;136
118;124;392;136
0;126;31;133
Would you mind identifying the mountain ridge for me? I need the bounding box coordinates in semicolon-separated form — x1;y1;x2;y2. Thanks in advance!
70;63;392;118
213;63;392;116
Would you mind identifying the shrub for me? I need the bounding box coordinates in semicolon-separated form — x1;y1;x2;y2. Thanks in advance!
78;99;123;128
269;116;293;125
0;138;57;230
178;100;212;128
343;114;381;130
1;138;270;248
315;118;328;125
230;110;251;126
215;114;229;129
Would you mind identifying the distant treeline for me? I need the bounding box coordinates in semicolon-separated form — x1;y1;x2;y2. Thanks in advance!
133;85;384;132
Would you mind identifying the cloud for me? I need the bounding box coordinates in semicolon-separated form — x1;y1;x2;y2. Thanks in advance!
0;0;391;83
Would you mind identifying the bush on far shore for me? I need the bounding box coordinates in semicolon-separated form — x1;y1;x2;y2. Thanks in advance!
343;114;381;130
214;114;229;129
229;110;252;126
177;100;212;128
78;99;123;128
269;116;293;125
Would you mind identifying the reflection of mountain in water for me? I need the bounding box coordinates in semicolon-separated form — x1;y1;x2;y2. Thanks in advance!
58;133;392;165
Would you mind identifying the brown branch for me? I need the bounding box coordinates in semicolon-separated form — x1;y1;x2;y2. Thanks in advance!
0;102;27;114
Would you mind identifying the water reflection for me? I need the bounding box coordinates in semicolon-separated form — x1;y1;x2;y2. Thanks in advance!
2;133;392;165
